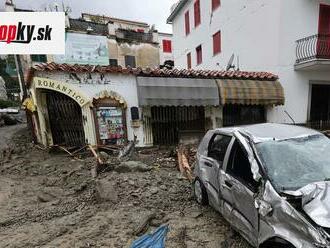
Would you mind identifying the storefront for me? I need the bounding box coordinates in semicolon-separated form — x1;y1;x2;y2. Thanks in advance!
27;64;144;148
216;79;285;126
26;63;285;148
137;77;220;145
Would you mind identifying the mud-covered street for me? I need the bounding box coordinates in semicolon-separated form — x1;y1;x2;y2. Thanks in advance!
0;126;250;248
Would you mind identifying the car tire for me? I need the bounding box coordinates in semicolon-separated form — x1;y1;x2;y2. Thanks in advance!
193;178;208;205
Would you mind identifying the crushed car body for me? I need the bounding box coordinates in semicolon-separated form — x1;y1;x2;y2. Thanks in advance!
194;123;330;247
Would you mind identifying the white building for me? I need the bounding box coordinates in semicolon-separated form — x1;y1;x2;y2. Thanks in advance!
158;32;174;67
26;63;283;147
168;0;330;127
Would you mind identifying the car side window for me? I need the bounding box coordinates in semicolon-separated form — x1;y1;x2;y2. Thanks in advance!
227;140;258;191
208;134;232;164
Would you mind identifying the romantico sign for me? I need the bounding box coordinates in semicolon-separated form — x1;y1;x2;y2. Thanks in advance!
33;77;90;107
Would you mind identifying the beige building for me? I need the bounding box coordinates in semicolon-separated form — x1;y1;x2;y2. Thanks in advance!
4;1;169;92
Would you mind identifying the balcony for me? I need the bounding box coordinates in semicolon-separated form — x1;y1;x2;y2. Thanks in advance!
115;29;155;43
295;34;330;71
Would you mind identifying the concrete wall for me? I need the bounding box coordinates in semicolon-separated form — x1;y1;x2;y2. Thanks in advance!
171;0;330;123
31;71;146;147
109;37;161;68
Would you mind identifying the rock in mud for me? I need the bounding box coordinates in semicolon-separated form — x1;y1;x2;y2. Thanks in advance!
114;161;152;173
95;179;118;203
37;191;56;203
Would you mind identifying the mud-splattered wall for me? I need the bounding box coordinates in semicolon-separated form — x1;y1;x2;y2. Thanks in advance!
108;39;160;68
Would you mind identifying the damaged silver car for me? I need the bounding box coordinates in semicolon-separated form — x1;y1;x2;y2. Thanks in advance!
194;123;330;248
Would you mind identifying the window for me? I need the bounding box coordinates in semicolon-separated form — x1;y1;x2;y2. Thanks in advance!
185;11;190;35
162;40;172;53
187;52;192;69
196;45;202;65
31;55;47;63
212;0;221;11
125;55;136;68
213;31;221;55
208;134;232;163
227;140;258;190
223;105;266;127
194;0;201;27
109;59;118;66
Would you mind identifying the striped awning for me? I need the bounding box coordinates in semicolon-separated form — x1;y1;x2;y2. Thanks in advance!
216;79;285;106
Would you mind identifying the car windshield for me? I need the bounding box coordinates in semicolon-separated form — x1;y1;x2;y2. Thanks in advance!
256;134;330;191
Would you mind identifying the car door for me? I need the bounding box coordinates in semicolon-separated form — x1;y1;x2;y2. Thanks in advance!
220;138;259;247
199;133;232;208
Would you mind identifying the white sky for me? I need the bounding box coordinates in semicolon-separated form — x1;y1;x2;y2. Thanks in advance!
2;0;178;33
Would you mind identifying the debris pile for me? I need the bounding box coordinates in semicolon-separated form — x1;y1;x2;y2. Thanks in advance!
0;126;250;247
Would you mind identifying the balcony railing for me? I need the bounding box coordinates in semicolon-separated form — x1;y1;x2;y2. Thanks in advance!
115;29;154;43
296;34;330;64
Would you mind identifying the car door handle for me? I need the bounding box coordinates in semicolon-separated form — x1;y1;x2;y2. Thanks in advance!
204;161;213;167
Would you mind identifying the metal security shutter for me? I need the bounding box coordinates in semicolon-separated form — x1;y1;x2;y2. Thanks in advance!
46;90;85;147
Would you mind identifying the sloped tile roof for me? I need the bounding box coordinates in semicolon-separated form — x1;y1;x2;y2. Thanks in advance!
32;62;278;80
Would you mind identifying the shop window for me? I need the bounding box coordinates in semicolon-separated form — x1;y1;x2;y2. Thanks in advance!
125;55;136;68
194;0;201;27
162;40;172;53
213;31;221;55
96;106;126;145
212;0;221;11
196;45;202;65
185;11;190;35
109;59;118;66
187;52;192;69
31;55;47;63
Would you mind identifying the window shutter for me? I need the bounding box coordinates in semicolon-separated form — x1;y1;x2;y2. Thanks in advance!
196;45;202;65
162;40;172;53
319;4;330;34
187;53;192;69
212;0;220;11
185;11;190;35
213;31;221;55
162;40;167;52
194;0;201;27
168;40;172;53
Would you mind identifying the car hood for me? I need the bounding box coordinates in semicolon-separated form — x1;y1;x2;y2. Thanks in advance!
284;182;330;228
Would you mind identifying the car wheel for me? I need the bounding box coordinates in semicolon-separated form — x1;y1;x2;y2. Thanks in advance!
193;178;208;205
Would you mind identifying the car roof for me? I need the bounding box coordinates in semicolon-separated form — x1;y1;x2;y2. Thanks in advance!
215;123;321;143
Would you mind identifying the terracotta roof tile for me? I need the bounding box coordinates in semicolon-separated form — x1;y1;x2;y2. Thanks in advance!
32;62;279;80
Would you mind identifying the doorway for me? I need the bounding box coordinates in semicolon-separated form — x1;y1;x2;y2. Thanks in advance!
310;84;330;122
46;90;85;147
151;106;205;145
